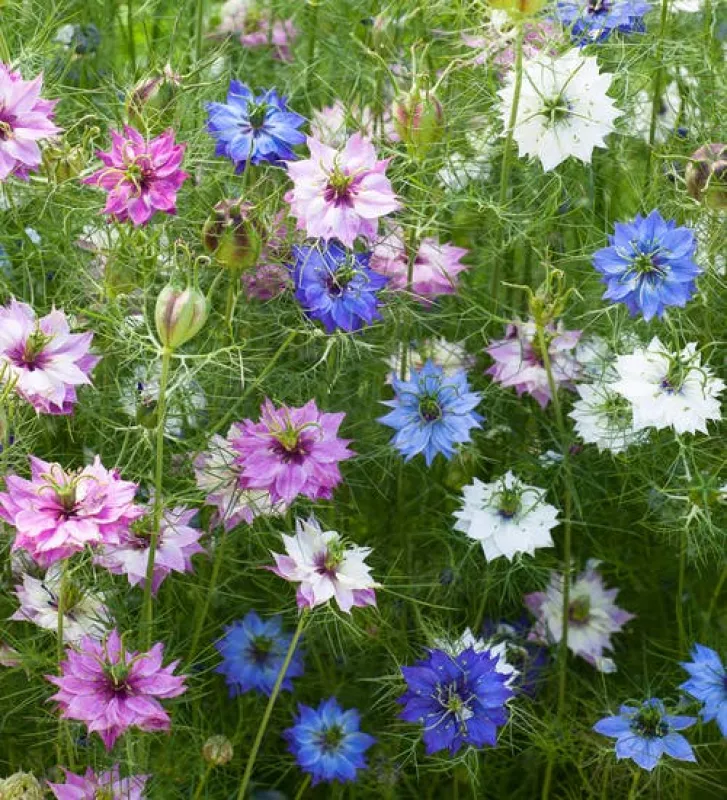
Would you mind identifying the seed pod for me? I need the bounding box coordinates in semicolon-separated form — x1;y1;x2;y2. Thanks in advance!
155;285;207;349
686;144;727;210
202;735;234;766
393;88;444;157
203;199;262;271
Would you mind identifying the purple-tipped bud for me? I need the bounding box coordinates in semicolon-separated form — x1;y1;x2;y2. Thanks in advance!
127;64;182;125
155;285;207;349
203;199;262;271
392;87;444;156
686;144;727;210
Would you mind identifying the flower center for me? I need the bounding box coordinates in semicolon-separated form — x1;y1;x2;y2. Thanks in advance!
105;661;131;693
496;487;522;519
541;95;572;125
568;596;591;625
0;116;14;141
629;249;666;279
14;329;53;370
125;159;153;192
319;724;345;753
587;0;611;14
326;262;358;297
314;541;344;578
419;395;442;422
247;100;268;130
324;164;356;206
129;517;154;549
599;394;634;431
270;425;313;464
436;680;474;727
248;635;274;665
632;707;669;739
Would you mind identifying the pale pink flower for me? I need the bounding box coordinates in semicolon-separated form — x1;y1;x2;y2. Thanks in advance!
49;766;149;800
463;16;561;76
310;100;399;148
218;0;298;62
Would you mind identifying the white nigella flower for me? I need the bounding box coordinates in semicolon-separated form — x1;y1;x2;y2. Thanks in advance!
11;566;111;643
632;81;682;144
434;627;519;687
611;337;724;435
387;338;474;382
569;382;647;454
498;49;621;172
453;471;559;561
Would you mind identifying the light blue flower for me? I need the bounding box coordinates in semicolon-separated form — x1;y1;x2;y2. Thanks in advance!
680;644;727;737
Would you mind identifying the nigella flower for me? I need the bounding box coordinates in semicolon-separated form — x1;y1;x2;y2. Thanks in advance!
398;647;513;755
231;399;354;505
569;381;647;454
0;456;142;567
48;766;149;800
453;471;559;562
83;126;188;225
0;299;99;415
434;627;519;688
593;699;696;771
47;629;186;750
680;644;727;736
11;564;111;643
270;516;378;612
593;211;701;321
483;617;549;697
486;320;582;409
205;83;305;171
0;64;61;181
285;134;400;248
284;697;375;785
387;338;474;383
379;361;483;466
291;240;387;333
94;505;204;594
216;611;304;696
556;1;651;45
217;2;298;63
525;559;635;673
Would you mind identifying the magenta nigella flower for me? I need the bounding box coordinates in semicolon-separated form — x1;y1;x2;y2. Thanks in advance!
47;629;186;749
486;320;582;409
285;133;400;248
0;299;99;415
231;400;354;506
94;505;204;594
48;766;149;800
0;64;61;181
0;456;142;567
83;126;188;225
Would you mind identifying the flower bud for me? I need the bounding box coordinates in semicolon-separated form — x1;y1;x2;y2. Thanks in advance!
393;87;444;157
203;199;262;271
202;735;234;766
0;772;44;800
127;64;182;126
155;285;207;349
42;139;86;182
686;144;727;210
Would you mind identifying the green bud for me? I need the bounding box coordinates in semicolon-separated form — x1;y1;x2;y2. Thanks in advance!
202;735;234;766
393;87;444;156
0;772;44;800
155;285;207;349
202;199;262;271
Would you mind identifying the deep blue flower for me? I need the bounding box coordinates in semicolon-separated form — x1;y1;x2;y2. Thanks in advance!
593;698;697;771
379;360;483;466
556;0;652;45
205;82;306;171
291;240;388;333
398;647;513;755
592;210;701;321
284;697;375;785
215;611;304;696
680;644;727;737
482;616;549;697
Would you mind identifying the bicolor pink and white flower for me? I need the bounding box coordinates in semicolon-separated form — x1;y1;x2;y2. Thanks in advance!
0;299;99;415
310;100;398;148
0;64;61;181
218;0;298;62
285;133;400;247
270;516;378;612
0;456;142;567
83;126;188;225
48;766;149;800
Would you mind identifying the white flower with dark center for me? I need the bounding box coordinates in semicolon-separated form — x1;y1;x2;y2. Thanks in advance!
570;382;648;454
453;471;559;561
434;627;519;687
499;49;621;171
611;338;724;435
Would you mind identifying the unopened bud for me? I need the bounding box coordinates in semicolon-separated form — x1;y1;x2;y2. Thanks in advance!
393;88;444;156
127;64;182;126
686;144;727;210
155;285;207;349
42;139;86;182
203;199;262;271
202;735;234;766
0;771;44;800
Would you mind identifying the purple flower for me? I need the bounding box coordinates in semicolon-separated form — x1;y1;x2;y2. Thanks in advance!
593;699;696;771
680;644;727;736
83;127;188;225
0;456;143;567
230;399;354;506
0;299;99;415
241;263;291;301
557;1;652;45
47;629;186;750
48;766;149;800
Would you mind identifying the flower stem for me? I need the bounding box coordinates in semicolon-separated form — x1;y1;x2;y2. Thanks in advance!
293;775;311;800
187;528;228;666
236;611;308;799
676;529;687;653
703;562;727;636
646;0;670;178
142;345;173;648
126;0;137;78
627;769;640;800
305;2;320;98
192;763;214;800
194;0;205;64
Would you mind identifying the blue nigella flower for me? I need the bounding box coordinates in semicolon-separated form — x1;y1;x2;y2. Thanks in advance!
379;360;483;466
205;82;306;171
398;647;513;755
593;698;697;771
482;616;549;697
284;697;375;785
680;644;727;737
215;611;304;696
556;0;652;45
291;240;388;333
592;209;701;321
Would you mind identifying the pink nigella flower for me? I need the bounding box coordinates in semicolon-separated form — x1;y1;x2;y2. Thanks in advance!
370;225;469;303
49;766;149;800
310;100;399;148
47;629;186;749
462;17;561;76
83;126;188;225
285;133;400;248
486;320;582;409
218;0;298;62
0;63;61;181
525;559;635;673
94;505;204;594
231;400;354;506
0;456;142;567
270;516;378;612
0;299;99;415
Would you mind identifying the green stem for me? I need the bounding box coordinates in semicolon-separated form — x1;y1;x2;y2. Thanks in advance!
676;529;687;653
142;346;173;648
192;763;214;800
194;0;205;63
236;611;308;799
0;21;10;63
293;775;311;800
127;0;137;77
305;2;320;97
646;0;670;179
703;562;727;636
627;770;640;800
187;528;228;666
